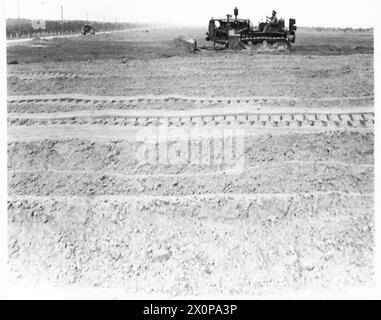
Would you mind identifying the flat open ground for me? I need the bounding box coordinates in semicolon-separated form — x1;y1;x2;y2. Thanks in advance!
7;27;374;298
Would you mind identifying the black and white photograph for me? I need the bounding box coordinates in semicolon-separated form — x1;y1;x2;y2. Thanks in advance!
0;0;380;301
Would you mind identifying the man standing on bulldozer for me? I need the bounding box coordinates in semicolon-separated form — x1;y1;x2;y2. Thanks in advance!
234;7;239;19
263;10;278;32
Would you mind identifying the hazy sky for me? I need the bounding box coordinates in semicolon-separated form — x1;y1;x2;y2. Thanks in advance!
4;0;376;27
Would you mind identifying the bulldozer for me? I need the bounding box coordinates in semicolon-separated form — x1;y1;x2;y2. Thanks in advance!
206;10;296;51
81;24;96;35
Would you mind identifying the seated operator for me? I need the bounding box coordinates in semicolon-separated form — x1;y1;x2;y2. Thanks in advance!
263;10;278;32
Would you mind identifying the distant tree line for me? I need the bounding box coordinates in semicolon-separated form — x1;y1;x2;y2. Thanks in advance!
6;18;147;38
302;26;373;32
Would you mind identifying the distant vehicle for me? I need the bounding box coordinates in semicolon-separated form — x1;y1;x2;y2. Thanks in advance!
206;9;296;50
81;24;95;35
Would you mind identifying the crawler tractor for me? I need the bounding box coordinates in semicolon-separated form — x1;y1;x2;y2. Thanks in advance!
81;24;95;35
206;11;296;51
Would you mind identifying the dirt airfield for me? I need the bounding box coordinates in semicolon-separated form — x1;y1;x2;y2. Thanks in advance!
7;27;374;298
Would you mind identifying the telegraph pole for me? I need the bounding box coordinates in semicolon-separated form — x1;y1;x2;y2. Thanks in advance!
60;5;64;34
17;1;20;36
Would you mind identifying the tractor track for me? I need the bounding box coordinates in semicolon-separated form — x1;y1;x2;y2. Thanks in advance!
7;94;373;105
7;95;374;128
8;71;106;80
7;71;371;83
8;109;374;129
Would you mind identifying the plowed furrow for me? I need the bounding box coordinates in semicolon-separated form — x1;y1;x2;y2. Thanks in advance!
8;132;374;173
8;163;373;196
